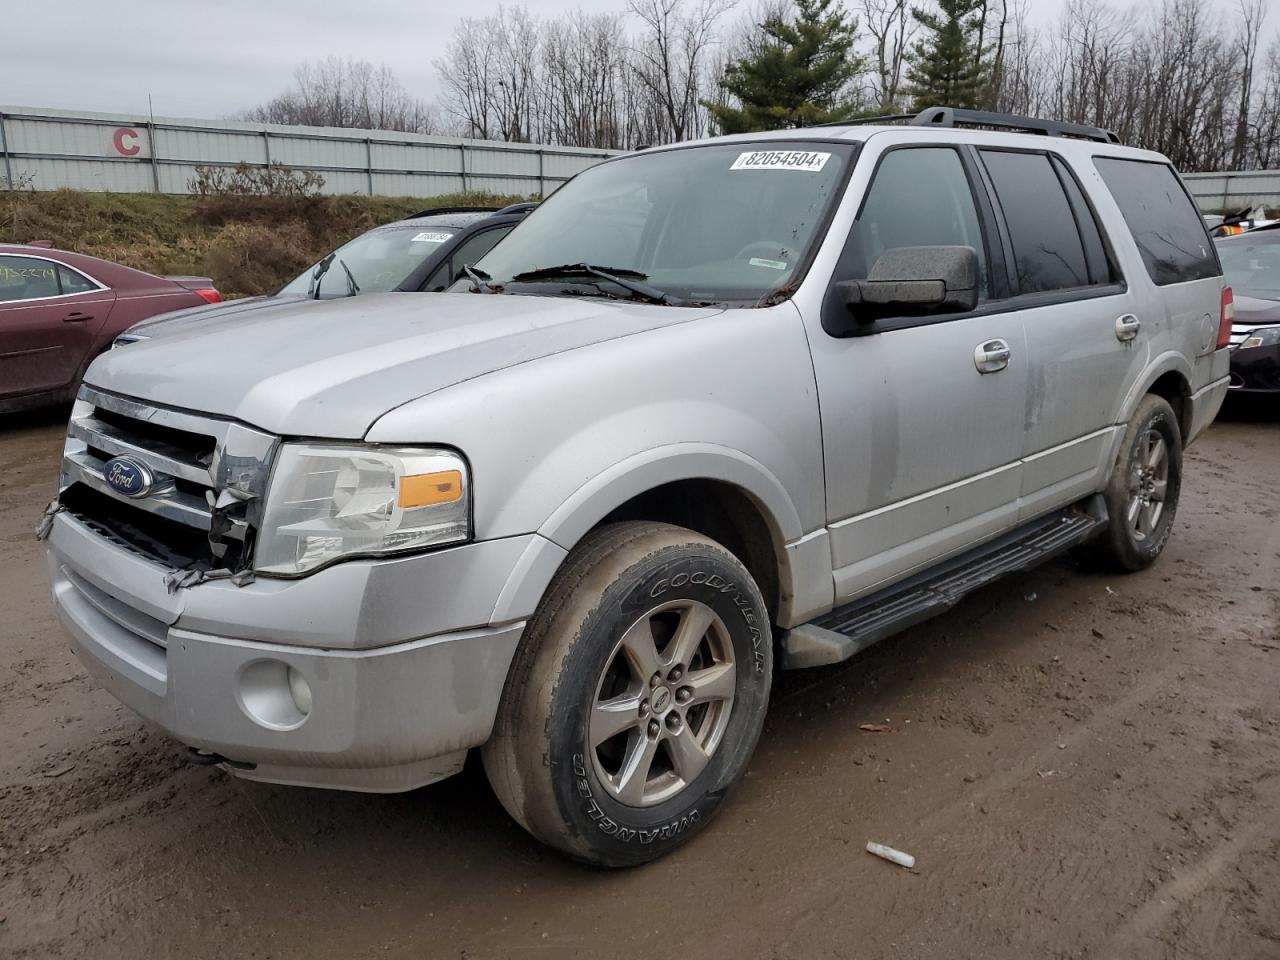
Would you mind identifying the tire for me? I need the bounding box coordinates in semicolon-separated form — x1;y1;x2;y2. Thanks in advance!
482;521;772;867
1090;394;1183;572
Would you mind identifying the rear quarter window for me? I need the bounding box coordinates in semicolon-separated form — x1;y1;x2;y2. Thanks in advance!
1094;158;1219;286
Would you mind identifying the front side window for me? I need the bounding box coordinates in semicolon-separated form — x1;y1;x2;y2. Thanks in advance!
1217;234;1280;301
842;146;989;299
278;225;458;298
476;141;854;305
981;150;1090;294
1095;158;1219;286
0;256;60;302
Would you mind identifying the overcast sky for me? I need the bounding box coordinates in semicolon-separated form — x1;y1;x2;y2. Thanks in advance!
0;0;1268;122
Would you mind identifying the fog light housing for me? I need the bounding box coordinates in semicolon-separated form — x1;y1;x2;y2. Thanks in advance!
238;660;311;730
287;666;313;716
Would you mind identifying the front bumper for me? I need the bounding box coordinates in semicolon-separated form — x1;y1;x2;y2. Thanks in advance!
1229;342;1280;393
46;512;541;792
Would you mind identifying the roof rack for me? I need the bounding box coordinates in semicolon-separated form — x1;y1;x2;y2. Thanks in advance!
816;106;1120;144
912;106;1120;144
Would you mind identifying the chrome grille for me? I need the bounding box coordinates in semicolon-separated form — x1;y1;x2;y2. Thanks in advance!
60;386;278;571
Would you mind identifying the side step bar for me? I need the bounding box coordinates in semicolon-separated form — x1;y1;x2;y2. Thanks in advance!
781;496;1109;670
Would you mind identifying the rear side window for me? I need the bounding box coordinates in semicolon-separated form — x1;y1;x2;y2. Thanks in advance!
1094;158;1219;285
980;150;1090;294
58;264;100;295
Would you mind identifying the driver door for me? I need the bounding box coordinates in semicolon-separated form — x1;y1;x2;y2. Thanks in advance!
808;144;1029;602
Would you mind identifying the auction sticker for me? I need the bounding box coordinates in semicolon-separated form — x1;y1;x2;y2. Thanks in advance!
410;231;452;243
730;150;831;172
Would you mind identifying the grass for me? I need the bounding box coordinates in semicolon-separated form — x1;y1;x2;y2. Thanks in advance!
0;189;529;298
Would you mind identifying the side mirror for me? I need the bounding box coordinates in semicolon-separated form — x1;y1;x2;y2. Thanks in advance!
835;245;979;331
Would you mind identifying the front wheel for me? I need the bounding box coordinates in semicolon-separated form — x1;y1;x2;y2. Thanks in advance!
482;521;772;867
1091;394;1183;572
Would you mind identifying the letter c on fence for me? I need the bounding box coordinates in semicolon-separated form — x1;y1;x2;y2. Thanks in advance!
113;128;141;157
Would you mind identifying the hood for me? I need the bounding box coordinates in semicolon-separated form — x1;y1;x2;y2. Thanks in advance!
1233;293;1280;325
87;292;721;438
123;294;300;337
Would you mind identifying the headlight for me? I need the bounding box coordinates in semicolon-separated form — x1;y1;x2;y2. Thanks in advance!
1239;325;1280;350
256;444;470;576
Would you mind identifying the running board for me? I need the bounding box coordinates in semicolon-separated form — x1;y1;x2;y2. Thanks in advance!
781;496;1109;670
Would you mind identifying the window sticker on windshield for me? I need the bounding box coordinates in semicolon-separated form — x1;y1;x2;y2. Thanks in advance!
731;150;831;173
410;232;452;243
749;257;789;270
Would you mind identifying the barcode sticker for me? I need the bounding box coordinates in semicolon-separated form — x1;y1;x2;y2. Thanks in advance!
410;232;452;243
730;150;831;173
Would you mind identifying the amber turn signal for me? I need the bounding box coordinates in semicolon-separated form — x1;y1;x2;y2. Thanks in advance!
399;470;464;508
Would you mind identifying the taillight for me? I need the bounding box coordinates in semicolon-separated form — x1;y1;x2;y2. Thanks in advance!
1217;286;1234;349
195;288;222;304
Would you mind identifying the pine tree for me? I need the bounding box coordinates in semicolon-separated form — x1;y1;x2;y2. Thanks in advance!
707;0;868;133
905;0;987;112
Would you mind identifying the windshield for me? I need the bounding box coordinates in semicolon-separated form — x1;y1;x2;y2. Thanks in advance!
476;141;855;304
1218;234;1280;301
278;225;457;297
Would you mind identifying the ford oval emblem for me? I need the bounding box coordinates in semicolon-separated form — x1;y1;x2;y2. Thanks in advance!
103;456;154;498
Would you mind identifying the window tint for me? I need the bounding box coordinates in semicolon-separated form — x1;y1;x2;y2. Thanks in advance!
58;264;99;295
448;227;510;284
0;256;60;302
848;147;988;299
1051;156;1118;285
981;150;1089;294
1094;158;1219;285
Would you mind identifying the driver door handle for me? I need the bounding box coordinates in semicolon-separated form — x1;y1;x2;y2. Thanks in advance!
62;311;93;323
1115;314;1141;341
974;338;1012;374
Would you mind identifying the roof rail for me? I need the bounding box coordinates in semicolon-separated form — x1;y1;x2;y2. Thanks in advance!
814;106;1121;144
494;201;538;216
911;106;1121;144
407;205;502;219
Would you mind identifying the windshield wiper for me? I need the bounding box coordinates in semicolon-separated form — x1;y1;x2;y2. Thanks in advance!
463;263;498;294
509;263;684;306
338;258;360;297
308;253;336;299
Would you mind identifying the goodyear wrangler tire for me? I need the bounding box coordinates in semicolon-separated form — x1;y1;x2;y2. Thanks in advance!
482;521;772;867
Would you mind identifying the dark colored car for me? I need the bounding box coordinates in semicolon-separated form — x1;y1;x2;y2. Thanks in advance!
1216;225;1280;394
114;204;535;346
0;244;220;413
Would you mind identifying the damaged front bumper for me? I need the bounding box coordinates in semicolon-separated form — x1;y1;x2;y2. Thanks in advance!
44;509;533;792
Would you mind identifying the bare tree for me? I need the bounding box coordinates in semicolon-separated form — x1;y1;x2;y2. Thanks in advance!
627;0;735;142
860;0;916;110
242;57;437;133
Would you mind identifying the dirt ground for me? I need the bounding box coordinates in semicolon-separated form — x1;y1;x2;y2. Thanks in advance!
1;401;1277;960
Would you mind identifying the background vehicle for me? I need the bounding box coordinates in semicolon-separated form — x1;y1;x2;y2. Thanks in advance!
0;244;219;413
1216;223;1280;393
43;108;1229;867
1209;205;1277;238
113;204;535;346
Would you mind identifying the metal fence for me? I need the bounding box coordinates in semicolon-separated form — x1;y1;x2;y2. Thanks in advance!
0;106;618;198
3;105;1275;209
1182;170;1280;211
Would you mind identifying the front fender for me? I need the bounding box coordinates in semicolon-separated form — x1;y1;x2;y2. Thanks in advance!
538;442;803;549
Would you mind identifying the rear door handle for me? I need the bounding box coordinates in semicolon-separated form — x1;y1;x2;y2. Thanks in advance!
974;338;1012;374
1115;314;1141;341
62;311;93;323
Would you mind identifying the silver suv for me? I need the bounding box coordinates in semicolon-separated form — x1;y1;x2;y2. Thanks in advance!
42;108;1231;866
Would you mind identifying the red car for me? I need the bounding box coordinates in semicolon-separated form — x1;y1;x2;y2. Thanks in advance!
0;244;220;413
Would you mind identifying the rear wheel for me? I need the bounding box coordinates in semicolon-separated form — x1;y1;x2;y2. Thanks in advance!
483;521;772;867
1091;394;1183;572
